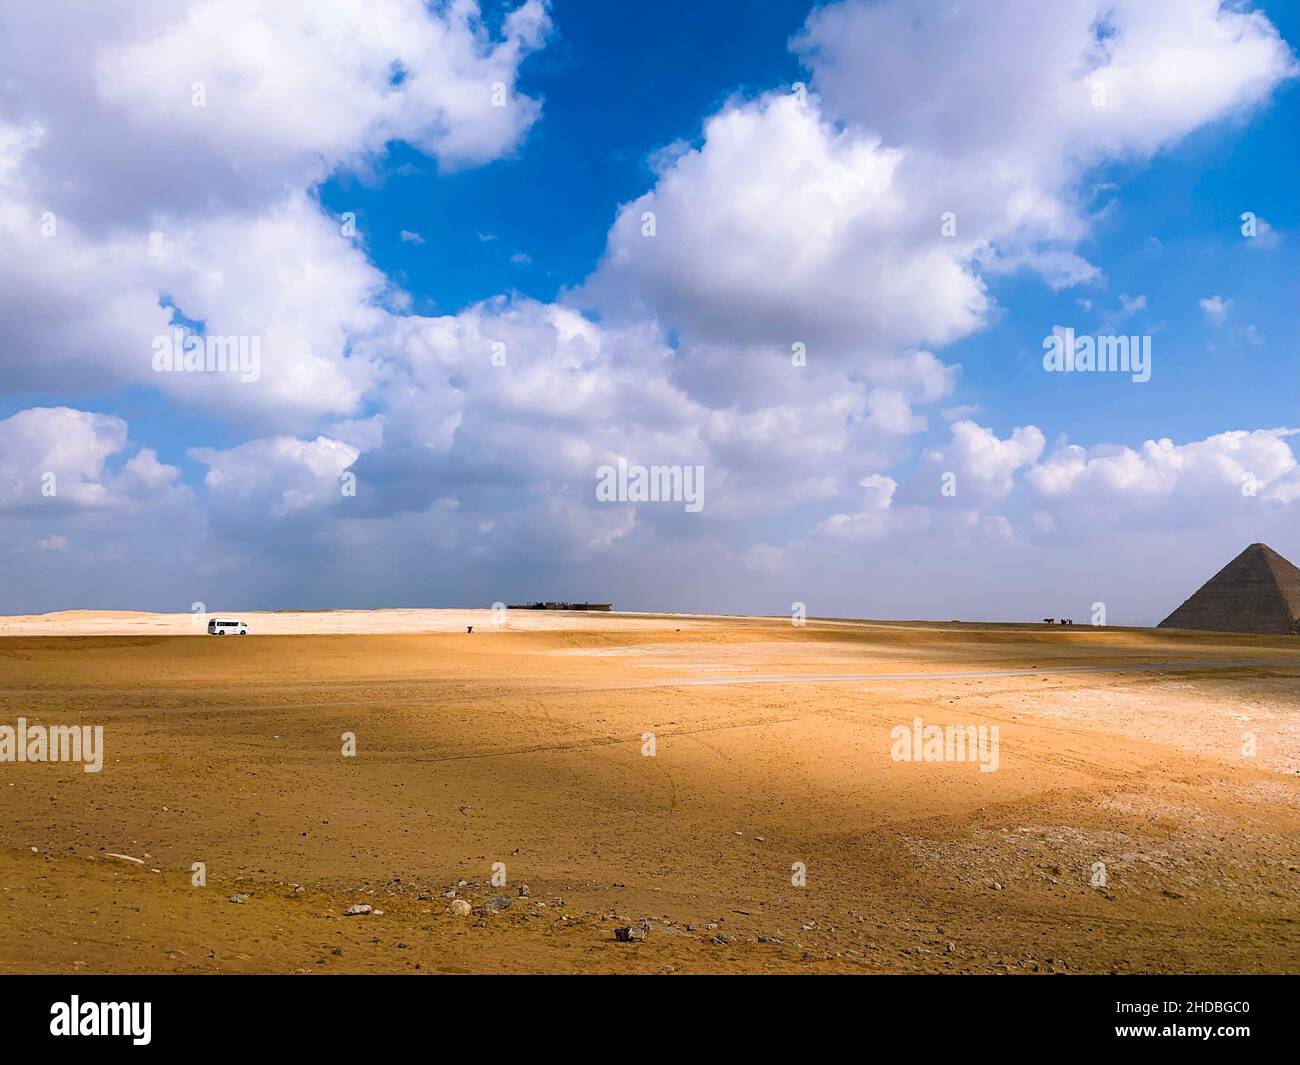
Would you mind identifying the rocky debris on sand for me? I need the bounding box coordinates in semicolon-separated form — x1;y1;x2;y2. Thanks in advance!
487;894;514;912
227;894;249;905
712;932;734;945
344;904;372;916
517;883;530;897
614;925;646;942
448;899;472;917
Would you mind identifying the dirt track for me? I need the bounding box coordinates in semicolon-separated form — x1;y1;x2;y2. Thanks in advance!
1;611;1297;973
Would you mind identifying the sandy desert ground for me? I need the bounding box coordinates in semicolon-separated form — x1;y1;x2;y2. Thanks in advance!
0;609;1297;974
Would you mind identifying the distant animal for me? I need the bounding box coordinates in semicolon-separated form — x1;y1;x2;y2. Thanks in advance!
1043;618;1055;624
467;625;473;634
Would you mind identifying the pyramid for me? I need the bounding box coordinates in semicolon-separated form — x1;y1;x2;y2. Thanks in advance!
1159;543;1300;635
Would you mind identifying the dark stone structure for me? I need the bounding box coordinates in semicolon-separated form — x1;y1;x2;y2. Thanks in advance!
1159;543;1300;635
506;602;612;611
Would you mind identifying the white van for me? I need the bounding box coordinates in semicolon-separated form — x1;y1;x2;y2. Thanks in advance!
207;617;248;635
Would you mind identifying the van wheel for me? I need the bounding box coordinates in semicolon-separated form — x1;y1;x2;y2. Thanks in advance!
217;630;225;635
239;630;246;635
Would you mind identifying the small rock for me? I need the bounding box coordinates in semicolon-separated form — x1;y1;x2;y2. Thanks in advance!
614;925;646;942
448;899;472;917
517;883;530;898
344;904;372;916
228;894;249;905
487;894;513;912
712;932;733;945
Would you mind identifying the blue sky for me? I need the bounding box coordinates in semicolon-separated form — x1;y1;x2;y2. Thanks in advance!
318;0;1300;477
324;0;1300;453
1;0;1298;620
322;0;816;312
